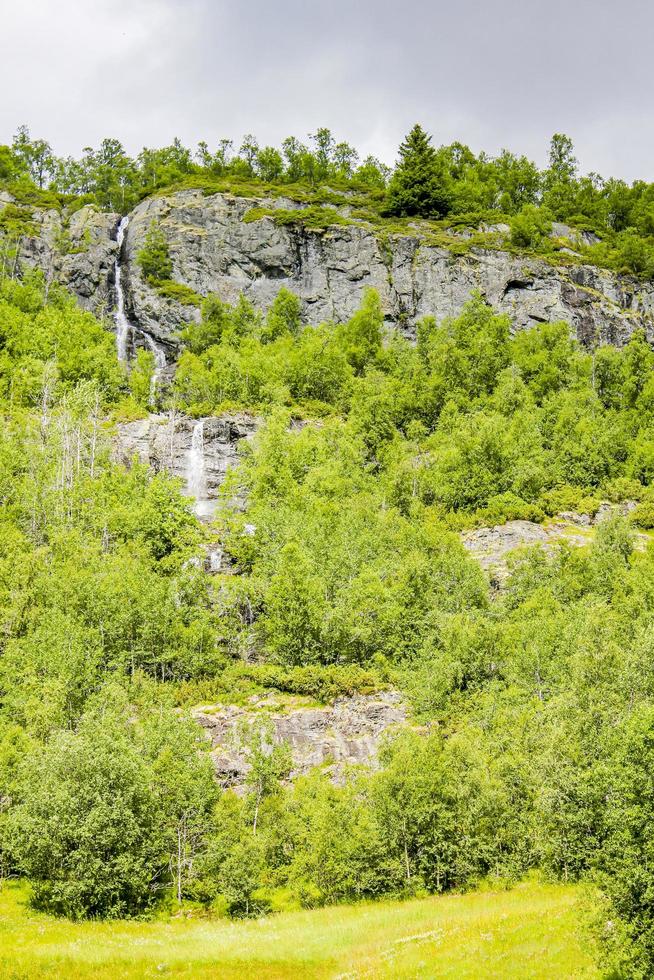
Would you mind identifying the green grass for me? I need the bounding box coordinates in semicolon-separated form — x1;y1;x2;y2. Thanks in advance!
0;879;599;979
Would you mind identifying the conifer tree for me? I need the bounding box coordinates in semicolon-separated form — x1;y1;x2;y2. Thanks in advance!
384;124;450;218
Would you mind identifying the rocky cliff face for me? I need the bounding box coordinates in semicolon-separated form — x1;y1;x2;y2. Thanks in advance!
0;191;119;316
124;190;654;347
193;691;407;788
4;187;654;350
114;411;259;520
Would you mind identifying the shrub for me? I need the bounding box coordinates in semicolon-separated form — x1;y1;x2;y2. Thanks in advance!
154;279;202;306
631;501;654;529
472;492;546;527
538;484;600;517
172;663;386;706
603;477;644;503
509;205;552;249
137;223;173;283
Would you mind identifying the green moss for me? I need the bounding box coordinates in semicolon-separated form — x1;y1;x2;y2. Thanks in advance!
243;204;354;231
242;206;273;224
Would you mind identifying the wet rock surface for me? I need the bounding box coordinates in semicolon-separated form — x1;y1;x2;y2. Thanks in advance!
193;691;407;788
114;411;260;528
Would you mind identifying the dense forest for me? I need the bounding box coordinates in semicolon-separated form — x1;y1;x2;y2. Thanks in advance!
2;124;654;977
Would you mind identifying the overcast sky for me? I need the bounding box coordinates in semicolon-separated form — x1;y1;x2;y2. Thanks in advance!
1;0;653;181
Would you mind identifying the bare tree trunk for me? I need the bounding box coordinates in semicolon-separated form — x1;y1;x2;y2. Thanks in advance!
253;784;262;835
177;821;184;904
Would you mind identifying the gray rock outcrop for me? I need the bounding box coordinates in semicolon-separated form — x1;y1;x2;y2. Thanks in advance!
121;190;654;346
5;187;654;351
461;519;587;582
0;192;119;316
462;505;643;583
193;691;407;788
114;411;260;519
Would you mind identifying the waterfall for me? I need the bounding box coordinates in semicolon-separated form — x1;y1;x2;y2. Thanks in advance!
114;217;167;401
186;420;207;515
114;216;132;362
141;331;167;405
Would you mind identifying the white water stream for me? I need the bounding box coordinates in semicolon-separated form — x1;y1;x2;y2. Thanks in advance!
114;215;168;401
142;331;167;406
186;419;215;518
113;216;132;361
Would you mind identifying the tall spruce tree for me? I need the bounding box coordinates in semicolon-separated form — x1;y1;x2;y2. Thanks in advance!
384;124;450;218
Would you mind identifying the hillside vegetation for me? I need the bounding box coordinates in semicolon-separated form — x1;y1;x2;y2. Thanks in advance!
3;129;654;975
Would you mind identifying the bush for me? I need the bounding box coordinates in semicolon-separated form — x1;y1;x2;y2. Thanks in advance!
7;692;217;918
8;712;161;918
172;663;386;706
631;500;654;529
615;230;654;277
603;477;644;503
509;205;552;249
154;279;202;306
538;484;599;517
472;493;546;527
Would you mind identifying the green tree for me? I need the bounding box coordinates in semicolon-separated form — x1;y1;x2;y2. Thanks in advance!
137;223;173;283
385;124;451;218
258;543;326;665
8;696;162;918
234;716;291;833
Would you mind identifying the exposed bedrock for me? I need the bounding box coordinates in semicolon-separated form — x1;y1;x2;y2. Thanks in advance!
113;411;260;518
193;691;408;788
4;188;654;349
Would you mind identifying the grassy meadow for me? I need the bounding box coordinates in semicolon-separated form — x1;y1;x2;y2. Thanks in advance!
0;880;599;979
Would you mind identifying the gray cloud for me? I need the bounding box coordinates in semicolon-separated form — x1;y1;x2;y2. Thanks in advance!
2;0;653;181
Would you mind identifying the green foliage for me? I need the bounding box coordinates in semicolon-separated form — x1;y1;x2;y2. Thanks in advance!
153;279;202;306
5;122;654;281
510;205;553;248
5;215;654;972
9;702;160;918
244;205;352;230
128;348;154;406
7;689;216;918
136;223;173;283
172;663;385;706
384;124;451;218
261;287;302;342
0;273;124;404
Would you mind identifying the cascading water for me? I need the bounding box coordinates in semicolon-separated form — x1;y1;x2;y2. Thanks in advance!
114;216;132;362
186;420;210;517
114;216;167;398
141;331;167;406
